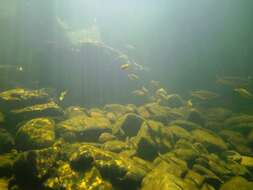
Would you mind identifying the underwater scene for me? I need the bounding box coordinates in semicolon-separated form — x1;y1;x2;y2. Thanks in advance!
0;0;253;189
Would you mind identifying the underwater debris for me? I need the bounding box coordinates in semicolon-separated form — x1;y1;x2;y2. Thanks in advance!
234;88;253;99
190;90;220;101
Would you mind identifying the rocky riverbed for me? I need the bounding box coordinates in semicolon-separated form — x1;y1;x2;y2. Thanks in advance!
0;88;252;190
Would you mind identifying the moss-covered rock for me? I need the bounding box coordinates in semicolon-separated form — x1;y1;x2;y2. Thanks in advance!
0;151;18;177
224;114;253;133
113;113;144;138
98;132;117;143
10;100;63;122
15;118;55;151
159;94;184;108
220;176;253;190
141;162;198;190
56;114;111;142
104;104;134;117
192;129;228;151
219;130;251;156
166;125;192;142
0;88;49;110
13;147;58;187
64;106;88;118
170;119;202;130
103;140;131;153
187;109;206;125
0;178;9;190
240;156;253;170
69;144;152;189
134;120;173;160
0;129;14;154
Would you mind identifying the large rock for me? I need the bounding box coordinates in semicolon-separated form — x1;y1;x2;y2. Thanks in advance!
69;144;152;189
224;114;253;133
113;113;144;138
9;100;63;123
13;147;58;187
15;118;55;151
220;176;253;190
0;88;49;110
134;120;173;160
56;114;111;142
141;162;198;190
191;129;228;151
0;128;14;154
159;94;184;108
0;151;18;177
0;178;9;190
219;130;251;156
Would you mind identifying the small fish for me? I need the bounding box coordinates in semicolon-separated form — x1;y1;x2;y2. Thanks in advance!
234;88;253;99
125;44;136;50
132;90;147;97
186;99;193;107
128;73;139;80
149;80;160;90
190;90;219;101
216;75;250;88
141;86;149;93
121;63;130;70
59;90;68;101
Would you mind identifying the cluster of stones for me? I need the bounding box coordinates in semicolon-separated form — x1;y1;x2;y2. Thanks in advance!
0;88;252;190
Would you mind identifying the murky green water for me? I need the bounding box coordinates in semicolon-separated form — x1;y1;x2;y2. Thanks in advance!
0;1;253;190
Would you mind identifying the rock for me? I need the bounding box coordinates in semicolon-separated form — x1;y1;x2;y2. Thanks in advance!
159;94;184;108
0;151;18;177
187;109;206;125
0;111;4;123
141;163;198;190
56;115;111;142
103;140;130;153
113;113;144;138
185;170;205;187
170;119;202;130
220;176;253;190
137;106;151;119
134;120;173;160
224;114;253;133
201;183;216;190
144;103;172;123
240;156;253;170
105;112;117;123
192;129;228;151
192;164;222;189
15;118;55;151
104;104;133;117
0;88;49;110
44;163;114;190
153;153;188;177
13;147;58;187
166;125;192;142
204;107;232;122
64;106;87;118
248;129;253;146
0;178;9;190
0;129;14;154
69;144;151;189
219;130;251;156
98;132;117;143
9;100;63;124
